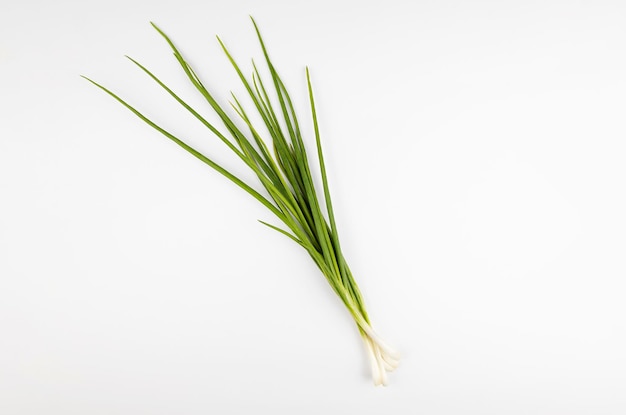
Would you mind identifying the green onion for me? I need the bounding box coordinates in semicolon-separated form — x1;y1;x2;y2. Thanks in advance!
83;17;398;386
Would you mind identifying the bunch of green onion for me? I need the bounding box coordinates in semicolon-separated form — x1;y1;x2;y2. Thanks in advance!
84;17;399;386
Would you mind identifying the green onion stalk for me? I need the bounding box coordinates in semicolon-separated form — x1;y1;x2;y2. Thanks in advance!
83;17;399;385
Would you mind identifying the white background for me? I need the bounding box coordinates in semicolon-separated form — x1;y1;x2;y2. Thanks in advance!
1;0;625;413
